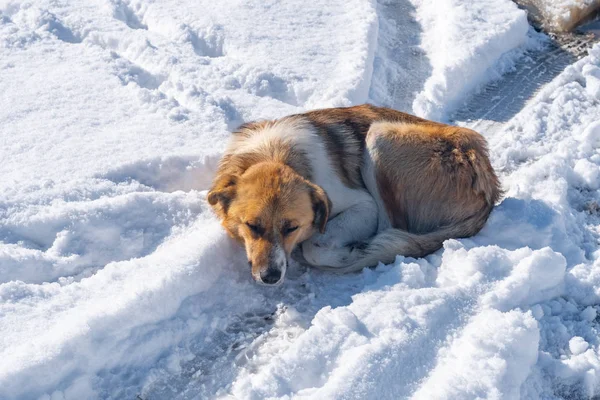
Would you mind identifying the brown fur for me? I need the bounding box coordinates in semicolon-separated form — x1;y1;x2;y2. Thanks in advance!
208;104;501;281
208;161;330;281
368;122;500;235
300;104;440;188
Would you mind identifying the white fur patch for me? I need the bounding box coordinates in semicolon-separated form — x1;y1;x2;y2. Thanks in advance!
273;244;287;276
232;117;371;215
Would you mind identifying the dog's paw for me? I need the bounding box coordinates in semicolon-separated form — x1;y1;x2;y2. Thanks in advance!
301;241;353;268
290;245;310;266
305;231;344;249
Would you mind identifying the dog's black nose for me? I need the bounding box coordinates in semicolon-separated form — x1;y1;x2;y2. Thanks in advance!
260;268;281;285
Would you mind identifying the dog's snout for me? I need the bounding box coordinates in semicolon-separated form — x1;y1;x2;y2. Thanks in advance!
250;245;287;285
260;267;282;285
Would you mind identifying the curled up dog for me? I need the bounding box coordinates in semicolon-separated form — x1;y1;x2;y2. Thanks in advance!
207;104;501;285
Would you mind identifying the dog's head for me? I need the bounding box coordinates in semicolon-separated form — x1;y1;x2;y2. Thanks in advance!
208;161;330;285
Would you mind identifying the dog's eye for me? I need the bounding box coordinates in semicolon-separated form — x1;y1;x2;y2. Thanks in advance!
246;222;262;235
283;225;298;235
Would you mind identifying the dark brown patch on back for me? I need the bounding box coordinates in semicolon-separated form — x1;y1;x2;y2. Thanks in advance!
225;104;444;190
376;168;408;231
300;104;445;188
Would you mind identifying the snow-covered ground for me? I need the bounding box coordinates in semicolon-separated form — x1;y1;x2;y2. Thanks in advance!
2;0;600;399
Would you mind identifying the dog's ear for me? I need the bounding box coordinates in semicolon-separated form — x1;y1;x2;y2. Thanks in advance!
207;186;236;210
207;174;237;212
309;184;331;234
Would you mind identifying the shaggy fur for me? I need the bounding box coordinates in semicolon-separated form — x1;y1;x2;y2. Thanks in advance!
208;104;501;284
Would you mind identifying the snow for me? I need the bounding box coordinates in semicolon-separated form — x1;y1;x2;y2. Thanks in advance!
368;0;535;120
411;309;540;400
410;0;530;120
2;0;600;399
570;336;590;355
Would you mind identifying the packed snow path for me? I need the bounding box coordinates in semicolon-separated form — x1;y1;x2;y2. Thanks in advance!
452;32;599;134
2;0;600;399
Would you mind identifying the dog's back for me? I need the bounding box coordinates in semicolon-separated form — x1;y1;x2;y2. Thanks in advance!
367;121;501;236
307;107;501;272
299;104;441;189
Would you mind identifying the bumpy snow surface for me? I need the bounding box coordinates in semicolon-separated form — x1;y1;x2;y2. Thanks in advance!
2;0;600;399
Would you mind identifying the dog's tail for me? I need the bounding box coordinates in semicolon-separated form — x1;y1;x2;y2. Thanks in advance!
314;206;492;273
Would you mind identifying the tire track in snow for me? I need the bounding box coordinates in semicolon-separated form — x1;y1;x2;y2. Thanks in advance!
451;33;599;135
368;0;431;113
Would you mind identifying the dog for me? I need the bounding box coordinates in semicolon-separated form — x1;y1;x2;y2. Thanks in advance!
208;104;501;285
